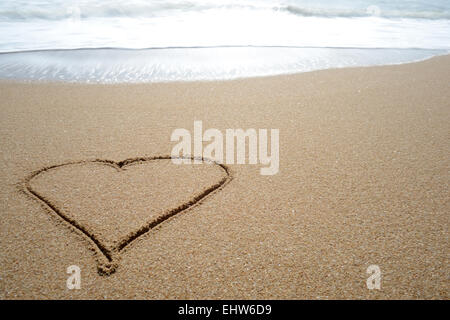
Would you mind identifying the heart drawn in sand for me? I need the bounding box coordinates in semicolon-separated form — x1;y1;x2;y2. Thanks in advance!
24;156;231;275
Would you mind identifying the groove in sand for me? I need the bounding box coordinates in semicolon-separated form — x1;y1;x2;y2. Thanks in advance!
23;155;232;275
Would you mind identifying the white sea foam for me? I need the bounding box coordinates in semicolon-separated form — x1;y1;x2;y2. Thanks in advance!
0;47;447;83
0;0;449;82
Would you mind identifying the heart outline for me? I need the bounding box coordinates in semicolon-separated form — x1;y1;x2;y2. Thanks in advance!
23;156;232;275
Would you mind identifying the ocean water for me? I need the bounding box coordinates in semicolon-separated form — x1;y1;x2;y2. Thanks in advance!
0;0;449;82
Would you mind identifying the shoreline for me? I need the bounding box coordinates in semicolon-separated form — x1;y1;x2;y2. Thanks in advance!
0;48;447;85
1;55;449;299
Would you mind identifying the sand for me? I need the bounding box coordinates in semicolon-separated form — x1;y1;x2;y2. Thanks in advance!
0;55;448;299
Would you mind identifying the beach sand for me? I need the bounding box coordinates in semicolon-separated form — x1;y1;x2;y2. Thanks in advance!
0;55;448;299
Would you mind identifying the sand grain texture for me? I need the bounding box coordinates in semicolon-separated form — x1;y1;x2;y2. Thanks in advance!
0;56;449;299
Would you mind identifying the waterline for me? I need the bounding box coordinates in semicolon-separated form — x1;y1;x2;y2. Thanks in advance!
0;46;446;83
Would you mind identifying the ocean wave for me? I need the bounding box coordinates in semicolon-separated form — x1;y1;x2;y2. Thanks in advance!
0;1;271;21
282;5;450;20
1;0;449;22
0;2;202;21
1;0;449;53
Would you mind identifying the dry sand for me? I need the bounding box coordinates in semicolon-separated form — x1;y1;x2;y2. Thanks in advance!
0;55;449;299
